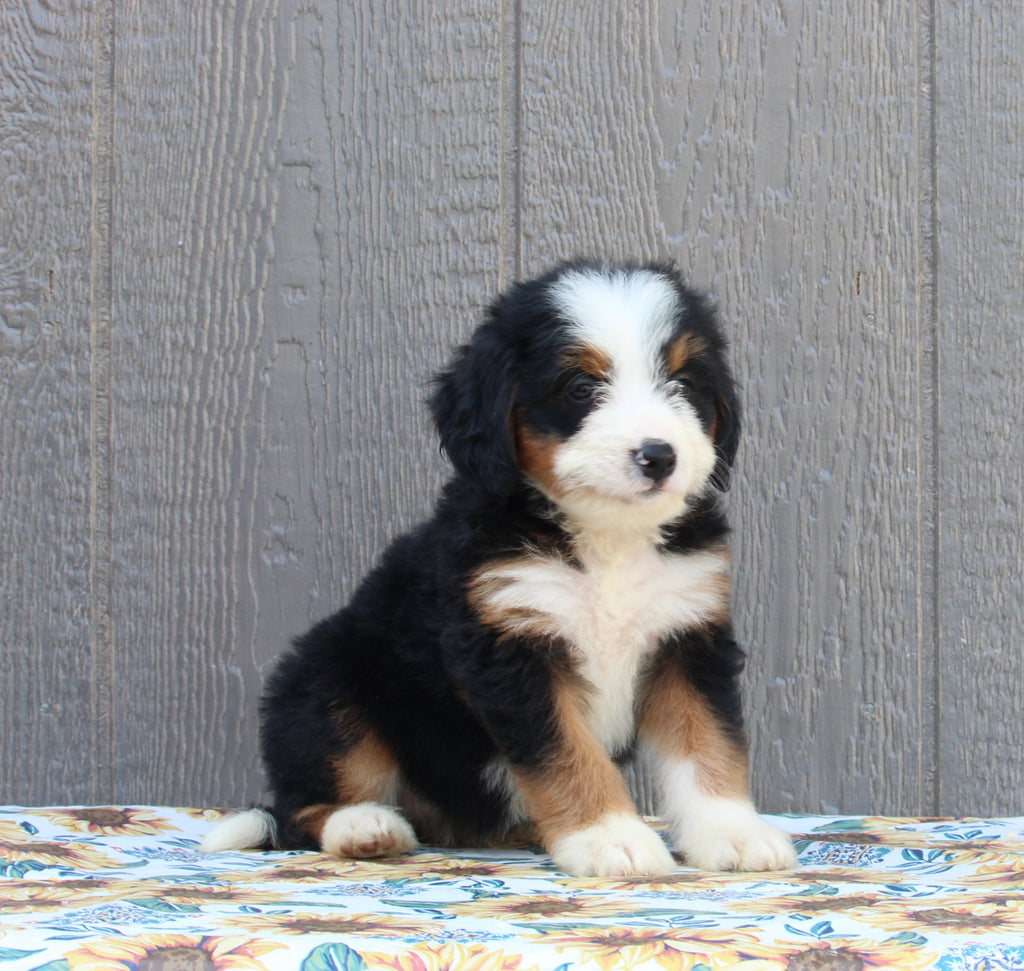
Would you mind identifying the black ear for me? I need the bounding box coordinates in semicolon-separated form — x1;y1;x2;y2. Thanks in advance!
712;383;741;491
430;319;520;495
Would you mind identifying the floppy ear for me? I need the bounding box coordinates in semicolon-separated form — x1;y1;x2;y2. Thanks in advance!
712;383;741;491
430;320;520;495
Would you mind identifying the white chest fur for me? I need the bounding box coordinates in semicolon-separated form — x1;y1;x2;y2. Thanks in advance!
471;542;731;754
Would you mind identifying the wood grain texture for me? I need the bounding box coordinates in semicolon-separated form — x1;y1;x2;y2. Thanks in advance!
0;2;100;803
108;0;505;804
714;1;932;817
936;0;1024;815
1;0;1022;817
519;0;929;815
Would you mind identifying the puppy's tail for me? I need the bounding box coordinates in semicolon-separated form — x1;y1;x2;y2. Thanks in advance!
200;806;278;853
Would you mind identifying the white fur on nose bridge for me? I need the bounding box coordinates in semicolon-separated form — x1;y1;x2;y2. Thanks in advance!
550;384;717;519
601;379;695;444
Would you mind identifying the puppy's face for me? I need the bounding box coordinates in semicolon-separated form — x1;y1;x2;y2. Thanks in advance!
433;262;739;529
513;267;728;526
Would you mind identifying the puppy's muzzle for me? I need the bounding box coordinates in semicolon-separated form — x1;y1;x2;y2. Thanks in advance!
633;439;677;483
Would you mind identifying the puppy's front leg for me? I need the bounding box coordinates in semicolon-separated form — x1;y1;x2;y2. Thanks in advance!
639;661;796;872
511;689;676;878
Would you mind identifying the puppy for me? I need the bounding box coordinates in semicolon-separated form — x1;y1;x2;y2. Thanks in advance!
203;260;796;877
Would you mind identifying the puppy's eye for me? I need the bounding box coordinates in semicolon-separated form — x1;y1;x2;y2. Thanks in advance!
670;373;694;395
566;374;600;403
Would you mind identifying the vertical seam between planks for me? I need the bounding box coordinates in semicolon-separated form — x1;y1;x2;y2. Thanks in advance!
916;0;941;815
89;0;116;803
500;0;523;287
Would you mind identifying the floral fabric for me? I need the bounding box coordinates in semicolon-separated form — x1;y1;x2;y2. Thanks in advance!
1;806;1023;970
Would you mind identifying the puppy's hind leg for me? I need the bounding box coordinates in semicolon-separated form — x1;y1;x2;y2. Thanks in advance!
289;721;418;859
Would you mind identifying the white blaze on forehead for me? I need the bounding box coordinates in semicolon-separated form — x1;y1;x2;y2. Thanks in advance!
549;267;680;380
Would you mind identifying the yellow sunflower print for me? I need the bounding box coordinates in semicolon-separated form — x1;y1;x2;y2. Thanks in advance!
39;807;180;837
961;854;1024;889
737;891;889;917
106;879;285;908
0;878;118;912
0;836;121;870
771;937;939;971
572;869;753;893
213;910;435;938
447;891;641;920
855;895;1024;935
213;850;379;884
0;819;31;843
60;933;282;970
535;925;775;971
358;942;542;971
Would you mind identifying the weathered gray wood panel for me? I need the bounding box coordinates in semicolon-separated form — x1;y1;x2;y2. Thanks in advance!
106;0;506;804
720;1;933;817
1;0;1023;815
518;0;930;815
936;0;1024;815
0;2;101;802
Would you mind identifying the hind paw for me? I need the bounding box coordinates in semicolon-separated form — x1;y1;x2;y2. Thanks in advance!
320;803;418;858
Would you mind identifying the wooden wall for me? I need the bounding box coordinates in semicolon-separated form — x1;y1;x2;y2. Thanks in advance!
2;0;1021;816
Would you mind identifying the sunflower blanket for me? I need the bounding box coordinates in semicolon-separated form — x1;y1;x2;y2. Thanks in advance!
1;807;1022;970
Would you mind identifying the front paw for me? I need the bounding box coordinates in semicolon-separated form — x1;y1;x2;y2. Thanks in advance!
675;802;796;872
549;813;677;877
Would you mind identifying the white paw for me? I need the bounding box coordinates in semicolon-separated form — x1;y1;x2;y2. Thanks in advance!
674;801;796;872
320;803;418;859
549;813;677;878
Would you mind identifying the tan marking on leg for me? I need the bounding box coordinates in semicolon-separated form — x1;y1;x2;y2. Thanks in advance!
640;665;749;800
331;724;401;805
291;720;404;846
512;681;635;845
292;804;339;844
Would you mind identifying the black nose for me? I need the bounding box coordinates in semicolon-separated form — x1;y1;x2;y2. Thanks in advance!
633;439;676;482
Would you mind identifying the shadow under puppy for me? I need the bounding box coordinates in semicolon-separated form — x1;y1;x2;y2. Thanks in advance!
203;260;796;877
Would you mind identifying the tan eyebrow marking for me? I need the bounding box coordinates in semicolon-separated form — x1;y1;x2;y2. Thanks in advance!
666;333;708;375
562;342;612;379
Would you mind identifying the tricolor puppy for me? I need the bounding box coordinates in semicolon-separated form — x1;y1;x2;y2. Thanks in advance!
203;260;796;877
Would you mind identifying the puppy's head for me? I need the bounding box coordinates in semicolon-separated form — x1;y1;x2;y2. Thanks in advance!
432;261;739;527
